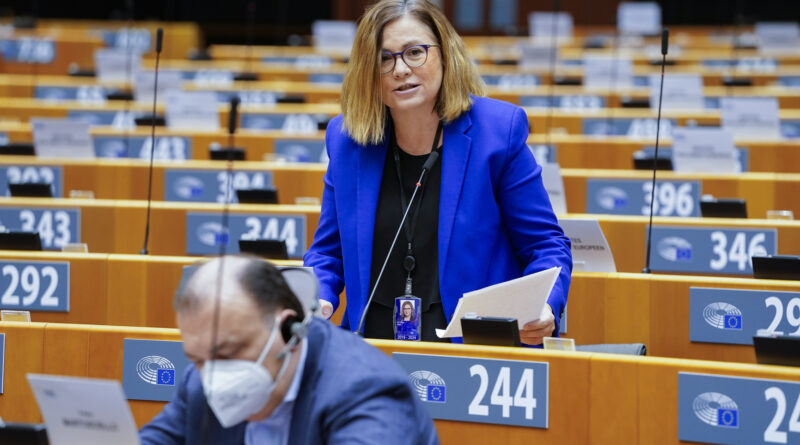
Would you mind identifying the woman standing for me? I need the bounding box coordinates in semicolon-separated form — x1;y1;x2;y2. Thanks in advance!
304;0;572;345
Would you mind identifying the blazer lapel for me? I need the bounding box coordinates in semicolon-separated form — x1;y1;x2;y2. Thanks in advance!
438;111;473;287
356;139;388;311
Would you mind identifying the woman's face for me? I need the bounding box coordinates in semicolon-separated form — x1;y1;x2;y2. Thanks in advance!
403;303;413;318
380;15;443;116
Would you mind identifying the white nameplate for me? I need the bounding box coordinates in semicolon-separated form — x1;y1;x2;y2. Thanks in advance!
583;56;634;90
528;12;573;40
721;97;781;141
558;218;616;273
32;119;95;159
94;48;142;83
518;43;558;69
617;2;661;36
134;70;184;104
672;127;739;173
165;90;220;131
540;163;567;215
312;20;356;53
755;22;800;54
650;73;704;111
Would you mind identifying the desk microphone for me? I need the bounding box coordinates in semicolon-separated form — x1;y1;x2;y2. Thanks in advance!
139;27;163;255
355;149;440;336
642;28;669;274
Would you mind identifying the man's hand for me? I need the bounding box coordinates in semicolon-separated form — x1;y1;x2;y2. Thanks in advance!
519;304;555;346
320;300;334;319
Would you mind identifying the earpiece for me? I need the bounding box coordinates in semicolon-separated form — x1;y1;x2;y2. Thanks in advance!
280;315;304;343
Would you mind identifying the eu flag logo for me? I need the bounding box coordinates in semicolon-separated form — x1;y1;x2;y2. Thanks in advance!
717;409;738;428
427;385;446;403
157;369;175;386
723;315;742;330
676;248;692;260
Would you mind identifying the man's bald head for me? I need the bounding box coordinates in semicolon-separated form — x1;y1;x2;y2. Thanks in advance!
175;255;304;320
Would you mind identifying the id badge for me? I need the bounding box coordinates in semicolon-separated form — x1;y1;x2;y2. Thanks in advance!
394;296;421;341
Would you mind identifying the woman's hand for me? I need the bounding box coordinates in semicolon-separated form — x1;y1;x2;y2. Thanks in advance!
320;300;334;319
519;304;555;346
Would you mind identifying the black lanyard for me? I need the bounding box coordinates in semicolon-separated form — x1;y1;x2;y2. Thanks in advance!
390;121;443;293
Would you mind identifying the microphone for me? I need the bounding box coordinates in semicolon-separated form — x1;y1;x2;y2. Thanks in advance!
355;144;442;336
139;27;164;255
227;96;240;153
544;0;560;147
642;28;669;274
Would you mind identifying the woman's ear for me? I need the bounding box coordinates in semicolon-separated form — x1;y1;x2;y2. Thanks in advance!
279;309;301;344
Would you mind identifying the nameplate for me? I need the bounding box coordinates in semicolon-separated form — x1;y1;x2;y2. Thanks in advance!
0;260;69;312
0;38;55;63
647;226;777;275
164;90;219;131
308;73;345;84
651;74;704;111
134;70;184;104
35;85;108;104
102;28;151;52
273;139;327;163
482;74;539;89
0;333;4;394
312;20;356;53
0;165;63;197
122;339;191;402
586;178;701;217
702;58;778;72
0;132;7;145
392;353;549;428
672;127;738;173
529;12;573;39
67;110;138;129
638;146;750;172
215;89;278;105
518;43;557;70
582;118;677;139
241;113;321;133
559;218;616;272
782;121;800;139
189;69;234;87
164;169;274;203
0;207;81;250
679;372;800;444
721;97;782;141
185;212;306;258
583;56;634;90
32;119;95;159
540;163;567;215
527;144;557;164
94;48;142;82
777;76;800;88
93;136;192;160
756;22;800;53
690;287;800;345
617;2;660;36
520;95;604;110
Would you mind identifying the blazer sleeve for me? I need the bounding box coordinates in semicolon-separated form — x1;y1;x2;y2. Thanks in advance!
138;366;192;445
303;121;346;309
496;106;573;336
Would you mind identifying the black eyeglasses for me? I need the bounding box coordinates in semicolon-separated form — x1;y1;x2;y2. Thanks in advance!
380;44;439;74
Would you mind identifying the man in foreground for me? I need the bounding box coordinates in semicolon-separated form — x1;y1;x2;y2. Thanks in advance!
139;255;439;444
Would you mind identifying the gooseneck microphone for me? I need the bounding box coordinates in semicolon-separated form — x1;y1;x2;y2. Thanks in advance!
139;27;164;255
642;28;669;274
227;96;240;150
355;148;441;336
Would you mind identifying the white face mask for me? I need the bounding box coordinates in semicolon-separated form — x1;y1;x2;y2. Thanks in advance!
201;316;292;428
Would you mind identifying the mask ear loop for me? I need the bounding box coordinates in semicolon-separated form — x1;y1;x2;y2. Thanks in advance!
277;267;320;361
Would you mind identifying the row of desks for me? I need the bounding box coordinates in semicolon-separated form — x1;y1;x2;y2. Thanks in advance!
0;197;798;271
1;320;799;443
0;157;796;218
1;250;797;364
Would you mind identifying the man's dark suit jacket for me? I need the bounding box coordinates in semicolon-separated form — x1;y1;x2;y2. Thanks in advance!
139;318;439;444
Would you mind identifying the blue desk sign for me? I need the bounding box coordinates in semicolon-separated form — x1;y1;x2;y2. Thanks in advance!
0;333;4;394
701;57;778;71
67;109;140;128
679;372;800;445
392;353;549;428
164;169;274;203
583;118;677;138
481;74;540;88
527;144;557;164
780;121;800;139
93;135;192;160
637;146;749;172
0;165;64;197
778;76;800;88
586;178;701;217
122;339;191;402
185;69;234;87
647;226;777;275
308;73;345;84
0;207;80;250
35;85;108;103
274;139;327;163
102;28;151;52
0;38;55;64
690;287;800;345
0;260;69;312
520;95;605;110
214;90;278;105
0;132;7;145
241;113;323;133
185;212;306;258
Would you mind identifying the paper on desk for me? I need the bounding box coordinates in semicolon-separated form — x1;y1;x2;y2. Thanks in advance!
436;266;561;338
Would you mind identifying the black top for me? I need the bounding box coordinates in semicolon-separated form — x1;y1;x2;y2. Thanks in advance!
365;142;448;342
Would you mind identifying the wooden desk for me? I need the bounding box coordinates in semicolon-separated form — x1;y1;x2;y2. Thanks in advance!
1;321;799;444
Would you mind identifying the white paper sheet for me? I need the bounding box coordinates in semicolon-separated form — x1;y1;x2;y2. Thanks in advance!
27;374;140;445
436;266;561;338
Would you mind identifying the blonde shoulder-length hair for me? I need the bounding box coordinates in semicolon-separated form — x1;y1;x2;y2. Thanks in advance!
340;0;486;146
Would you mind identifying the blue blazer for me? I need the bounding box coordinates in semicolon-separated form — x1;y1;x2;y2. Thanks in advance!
139;318;439;444
304;96;572;335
